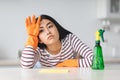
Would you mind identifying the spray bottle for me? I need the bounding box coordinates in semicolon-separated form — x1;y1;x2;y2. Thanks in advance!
92;29;105;70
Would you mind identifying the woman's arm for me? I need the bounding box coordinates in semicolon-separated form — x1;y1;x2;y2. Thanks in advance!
56;34;93;67
71;34;93;67
20;46;39;68
20;15;41;68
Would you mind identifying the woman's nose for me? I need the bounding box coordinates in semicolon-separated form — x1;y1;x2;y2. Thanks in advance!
46;29;51;35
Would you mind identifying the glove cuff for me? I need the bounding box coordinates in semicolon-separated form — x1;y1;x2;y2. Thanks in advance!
25;35;38;49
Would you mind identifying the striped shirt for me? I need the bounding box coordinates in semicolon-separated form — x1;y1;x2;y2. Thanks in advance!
20;33;93;68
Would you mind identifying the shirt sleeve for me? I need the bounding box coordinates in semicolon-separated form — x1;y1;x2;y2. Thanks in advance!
20;46;40;68
70;34;93;67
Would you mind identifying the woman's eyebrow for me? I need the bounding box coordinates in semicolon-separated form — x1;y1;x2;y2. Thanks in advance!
46;22;52;26
40;26;43;28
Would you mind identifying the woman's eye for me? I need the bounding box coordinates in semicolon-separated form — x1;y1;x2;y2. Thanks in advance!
48;25;53;28
39;30;44;33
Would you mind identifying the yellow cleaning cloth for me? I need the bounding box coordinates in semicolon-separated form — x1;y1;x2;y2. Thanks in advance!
39;69;69;73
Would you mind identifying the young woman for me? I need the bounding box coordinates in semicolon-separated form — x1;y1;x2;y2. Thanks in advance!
20;14;93;68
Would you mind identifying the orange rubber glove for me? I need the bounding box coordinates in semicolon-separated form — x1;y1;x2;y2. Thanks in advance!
56;59;79;67
25;15;41;49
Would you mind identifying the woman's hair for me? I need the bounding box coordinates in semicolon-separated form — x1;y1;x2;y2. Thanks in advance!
38;14;72;49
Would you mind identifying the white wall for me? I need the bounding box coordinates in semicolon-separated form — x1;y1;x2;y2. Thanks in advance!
0;0;120;60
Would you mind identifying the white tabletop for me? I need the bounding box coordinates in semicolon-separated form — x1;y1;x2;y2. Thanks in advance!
0;64;120;80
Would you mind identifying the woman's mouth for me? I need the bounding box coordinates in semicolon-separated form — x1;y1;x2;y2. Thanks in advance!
47;35;54;40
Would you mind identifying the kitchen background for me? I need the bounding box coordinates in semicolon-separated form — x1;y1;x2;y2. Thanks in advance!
0;0;120;65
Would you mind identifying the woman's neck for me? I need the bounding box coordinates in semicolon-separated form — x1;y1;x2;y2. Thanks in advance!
46;41;62;55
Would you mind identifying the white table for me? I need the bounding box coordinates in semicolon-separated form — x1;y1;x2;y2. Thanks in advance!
0;64;120;80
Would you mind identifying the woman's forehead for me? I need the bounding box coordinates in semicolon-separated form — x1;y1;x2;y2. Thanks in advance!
41;19;51;24
40;19;53;26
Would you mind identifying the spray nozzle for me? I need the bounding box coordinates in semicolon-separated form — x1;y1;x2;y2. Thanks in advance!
96;29;105;42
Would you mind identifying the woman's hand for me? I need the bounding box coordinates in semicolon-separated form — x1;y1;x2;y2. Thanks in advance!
56;59;79;67
25;15;40;36
25;15;41;49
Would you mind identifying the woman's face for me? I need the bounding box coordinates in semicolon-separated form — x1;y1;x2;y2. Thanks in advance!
38;19;60;46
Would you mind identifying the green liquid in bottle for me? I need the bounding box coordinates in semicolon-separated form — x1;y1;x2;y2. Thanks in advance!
92;41;104;70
